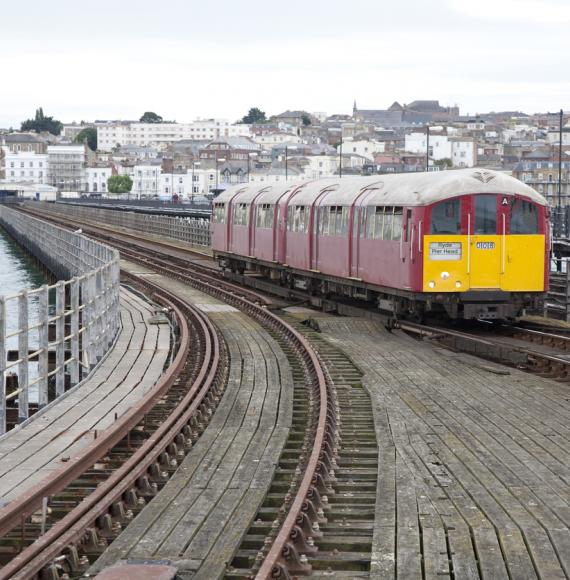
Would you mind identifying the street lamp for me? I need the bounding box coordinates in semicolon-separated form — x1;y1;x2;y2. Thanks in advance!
247;152;258;183
426;124;430;171
285;145;297;181
339;135;343;178
215;156;226;193
191;160;201;203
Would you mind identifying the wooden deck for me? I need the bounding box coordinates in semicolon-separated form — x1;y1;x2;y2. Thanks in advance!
0;288;171;505
89;264;293;579
314;317;570;580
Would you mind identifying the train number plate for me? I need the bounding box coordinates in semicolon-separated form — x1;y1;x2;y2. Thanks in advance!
476;241;496;250
429;242;462;260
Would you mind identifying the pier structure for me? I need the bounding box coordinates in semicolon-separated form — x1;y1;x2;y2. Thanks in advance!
0;206;120;433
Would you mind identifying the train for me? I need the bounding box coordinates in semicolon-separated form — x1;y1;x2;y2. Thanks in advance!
212;169;549;321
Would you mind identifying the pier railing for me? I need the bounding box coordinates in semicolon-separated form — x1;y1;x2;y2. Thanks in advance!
0;206;120;434
28;201;212;247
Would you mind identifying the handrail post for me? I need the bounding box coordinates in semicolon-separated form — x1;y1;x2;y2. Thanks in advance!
0;297;6;435
55;281;65;397
70;278;80;386
18;291;29;424
38;285;49;408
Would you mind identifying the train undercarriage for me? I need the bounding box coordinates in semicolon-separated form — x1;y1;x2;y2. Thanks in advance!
217;252;544;322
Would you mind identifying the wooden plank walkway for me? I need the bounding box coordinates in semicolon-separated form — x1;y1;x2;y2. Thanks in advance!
312;316;570;580
0;288;171;505
89;264;293;579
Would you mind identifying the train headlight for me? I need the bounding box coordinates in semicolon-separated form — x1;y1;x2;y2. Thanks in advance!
440;271;450;280
428;281;435;289
455;281;462;288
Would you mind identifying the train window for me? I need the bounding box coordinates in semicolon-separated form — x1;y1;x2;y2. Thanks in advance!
287;205;308;233
404;209;412;242
232;203;249;226
255;203;274;229
510;199;538;234
319;206;349;236
474;195;497;234
365;206;403;240
392;208;403;241
430;199;460;234
213;202;225;224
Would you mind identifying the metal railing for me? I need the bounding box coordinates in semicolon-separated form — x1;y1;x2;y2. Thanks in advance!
27;202;212;247
0;206;120;434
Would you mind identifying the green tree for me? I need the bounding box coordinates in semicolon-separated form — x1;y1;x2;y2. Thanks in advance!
74;127;98;151
107;175;133;194
301;114;312;126
240;107;267;124
21;107;63;135
140;111;163;123
434;158;452;168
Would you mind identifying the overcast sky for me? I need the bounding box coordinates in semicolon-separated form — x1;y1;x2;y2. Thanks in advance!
1;0;569;128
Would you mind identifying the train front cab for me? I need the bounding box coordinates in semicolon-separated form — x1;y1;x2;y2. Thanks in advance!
422;192;547;319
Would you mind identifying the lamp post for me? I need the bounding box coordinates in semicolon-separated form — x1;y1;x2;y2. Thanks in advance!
558;109;563;211
426;124;430;171
191;160;201;203
215;156;226;193
339;135;343;178
247;152;258;183
285;145;297;181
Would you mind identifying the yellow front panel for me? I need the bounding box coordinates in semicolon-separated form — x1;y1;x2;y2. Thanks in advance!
423;235;545;292
470;236;501;288
501;235;545;291
423;235;469;292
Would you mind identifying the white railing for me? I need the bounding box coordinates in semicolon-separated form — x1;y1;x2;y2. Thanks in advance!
29;201;212;247
0;207;120;434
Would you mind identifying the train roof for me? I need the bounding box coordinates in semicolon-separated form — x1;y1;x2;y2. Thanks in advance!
214;169;547;207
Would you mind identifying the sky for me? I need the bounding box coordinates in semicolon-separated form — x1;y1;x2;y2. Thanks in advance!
1;0;569;128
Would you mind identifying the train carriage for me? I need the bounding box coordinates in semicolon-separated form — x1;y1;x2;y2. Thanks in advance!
212;169;549;321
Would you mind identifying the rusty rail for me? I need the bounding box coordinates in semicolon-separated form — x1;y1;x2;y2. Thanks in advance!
0;276;225;579
5;208;341;579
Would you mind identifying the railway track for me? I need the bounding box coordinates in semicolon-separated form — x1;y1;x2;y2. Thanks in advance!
0;272;228;579
1;208;369;579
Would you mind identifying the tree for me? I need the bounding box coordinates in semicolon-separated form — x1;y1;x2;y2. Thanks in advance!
107;175;133;194
240;107;267;124
301;114;312;126
21;107;63;135
140;111;163;123
434;158;452;169
74;127;97;151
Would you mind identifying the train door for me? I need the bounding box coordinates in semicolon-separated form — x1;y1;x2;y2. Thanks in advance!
349;205;360;278
310;205;319;271
469;194;501;288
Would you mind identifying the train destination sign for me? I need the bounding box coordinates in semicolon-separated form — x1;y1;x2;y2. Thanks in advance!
429;242;462;260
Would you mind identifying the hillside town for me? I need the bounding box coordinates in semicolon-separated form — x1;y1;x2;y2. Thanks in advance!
1;101;569;210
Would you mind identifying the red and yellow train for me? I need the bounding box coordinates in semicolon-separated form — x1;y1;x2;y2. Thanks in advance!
212;169;549;320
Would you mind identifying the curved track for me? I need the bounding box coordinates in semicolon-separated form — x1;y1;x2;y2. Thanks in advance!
1;207;343;579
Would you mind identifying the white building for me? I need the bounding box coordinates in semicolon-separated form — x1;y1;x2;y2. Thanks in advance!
97;120;251;151
47;145;87;192
405;132;451;161
132;163;161;197
252;132;302;148
1;146;47;184
85;167;112;194
303;155;339;179
340;139;385;162
450;138;477;168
